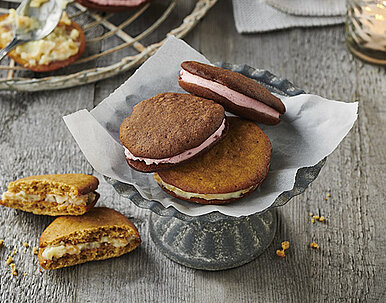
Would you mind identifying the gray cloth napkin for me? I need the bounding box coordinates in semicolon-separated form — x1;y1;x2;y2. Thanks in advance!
266;0;346;17
232;0;345;34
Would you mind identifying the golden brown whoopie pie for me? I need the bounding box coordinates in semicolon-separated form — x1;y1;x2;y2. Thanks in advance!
179;61;286;125
38;207;141;270
0;12;86;72
154;117;272;204
0;174;99;216
120;92;228;173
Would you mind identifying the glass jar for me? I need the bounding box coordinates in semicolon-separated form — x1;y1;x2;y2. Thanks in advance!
345;0;386;65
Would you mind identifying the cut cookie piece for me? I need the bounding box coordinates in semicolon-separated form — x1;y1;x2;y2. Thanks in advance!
154;117;272;204
0;174;99;216
119;92;228;173
0;11;86;72
179;61;286;125
38;207;141;269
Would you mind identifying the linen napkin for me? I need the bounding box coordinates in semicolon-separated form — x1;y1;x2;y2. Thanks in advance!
232;0;345;34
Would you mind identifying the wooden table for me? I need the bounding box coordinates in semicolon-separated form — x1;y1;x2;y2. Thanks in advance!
0;0;385;301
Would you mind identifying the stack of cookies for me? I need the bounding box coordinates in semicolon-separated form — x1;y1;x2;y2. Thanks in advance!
0;174;141;270
120;61;286;204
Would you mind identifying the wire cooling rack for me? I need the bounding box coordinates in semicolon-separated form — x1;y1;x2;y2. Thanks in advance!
0;0;217;91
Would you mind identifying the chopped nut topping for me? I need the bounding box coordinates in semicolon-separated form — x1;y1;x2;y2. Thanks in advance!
32;247;38;255
276;249;285;258
310;242;320;249
10;263;18;276
6;256;13;265
281;241;290;250
23;242;29;248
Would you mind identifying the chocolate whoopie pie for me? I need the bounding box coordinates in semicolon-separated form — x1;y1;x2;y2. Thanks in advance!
179;61;286;125
75;0;149;12
119;93;228;173
154;117;272;204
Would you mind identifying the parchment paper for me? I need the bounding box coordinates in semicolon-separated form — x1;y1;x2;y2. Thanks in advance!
63;36;358;217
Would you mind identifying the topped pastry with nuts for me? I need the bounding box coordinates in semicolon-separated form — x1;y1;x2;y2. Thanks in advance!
0;10;86;72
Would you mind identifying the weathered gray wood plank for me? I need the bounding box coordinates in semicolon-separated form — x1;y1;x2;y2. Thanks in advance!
0;0;385;302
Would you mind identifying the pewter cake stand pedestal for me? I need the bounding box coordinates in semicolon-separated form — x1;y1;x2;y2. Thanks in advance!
106;63;326;270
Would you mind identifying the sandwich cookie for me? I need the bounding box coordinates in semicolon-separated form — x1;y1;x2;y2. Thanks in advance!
120;92;228;173
75;0;149;12
38;207;141;269
178;61;286;125
154;117;272;204
0;174;99;216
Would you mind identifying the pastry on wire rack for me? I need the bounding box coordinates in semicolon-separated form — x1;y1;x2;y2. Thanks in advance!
75;0;149;12
0;10;86;72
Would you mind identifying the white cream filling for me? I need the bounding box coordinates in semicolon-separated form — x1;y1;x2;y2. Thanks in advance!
42;236;133;260
1;191;95;206
154;173;255;201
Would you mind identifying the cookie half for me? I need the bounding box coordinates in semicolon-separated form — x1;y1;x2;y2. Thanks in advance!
0;174;99;216
0;12;86;72
38;207;141;270
120;92;228;172
179;61;286;125
154;117;272;204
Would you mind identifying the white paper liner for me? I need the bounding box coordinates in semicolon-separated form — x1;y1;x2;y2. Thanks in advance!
63;36;358;217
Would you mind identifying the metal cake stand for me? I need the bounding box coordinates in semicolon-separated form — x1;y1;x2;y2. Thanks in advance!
105;63;326;271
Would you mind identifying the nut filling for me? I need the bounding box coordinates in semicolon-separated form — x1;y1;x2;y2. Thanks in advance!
42;236;135;260
1;191;96;206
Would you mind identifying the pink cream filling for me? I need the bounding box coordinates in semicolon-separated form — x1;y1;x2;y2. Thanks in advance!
124;118;226;165
180;69;280;119
88;0;145;6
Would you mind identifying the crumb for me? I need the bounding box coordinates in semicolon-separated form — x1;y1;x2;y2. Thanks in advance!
276;249;286;258
313;215;320;220
0;239;3;248
327;193;331;198
32;247;38;255
310;242;320;249
324;198;327;201
6;256;13;265
39;267;43;273
319;216;326;222
23;273;27;277
10;263;18;276
281;241;290;250
309;212;313;217
23;242;29;248
312;218;315;223
11;250;17;256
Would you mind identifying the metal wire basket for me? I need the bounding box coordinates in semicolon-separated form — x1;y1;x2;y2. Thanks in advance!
0;0;217;91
